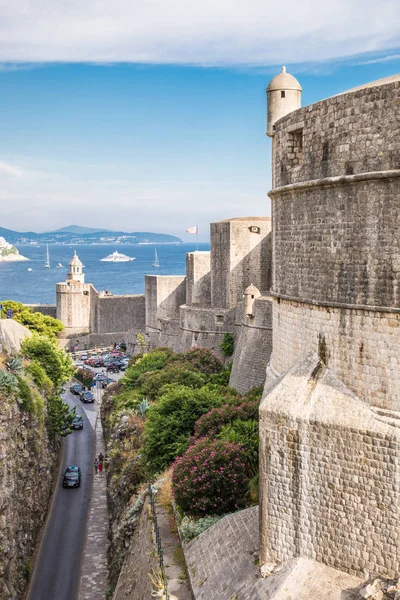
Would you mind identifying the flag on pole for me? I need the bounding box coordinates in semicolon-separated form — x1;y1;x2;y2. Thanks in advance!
185;226;198;234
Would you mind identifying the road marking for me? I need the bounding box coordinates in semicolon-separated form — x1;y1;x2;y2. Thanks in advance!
83;408;97;429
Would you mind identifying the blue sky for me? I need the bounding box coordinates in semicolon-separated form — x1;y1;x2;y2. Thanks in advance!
1;0;400;240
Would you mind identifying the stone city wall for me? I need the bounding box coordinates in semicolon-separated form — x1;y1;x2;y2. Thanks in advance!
145;275;186;350
25;304;57;318
270;298;400;411
271;176;400;309
260;354;400;580
273;79;400;187
229;297;273;393
179;304;236;358
91;294;145;334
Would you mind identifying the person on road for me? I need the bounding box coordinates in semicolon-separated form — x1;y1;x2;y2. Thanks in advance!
94;458;99;474
98;452;104;464
98;460;103;475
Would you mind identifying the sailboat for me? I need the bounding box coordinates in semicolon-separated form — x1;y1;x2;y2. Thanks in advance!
45;244;50;268
152;248;160;268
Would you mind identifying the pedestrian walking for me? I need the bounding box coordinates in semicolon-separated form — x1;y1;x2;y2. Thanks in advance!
94;458;99;474
98;460;103;475
98;452;104;464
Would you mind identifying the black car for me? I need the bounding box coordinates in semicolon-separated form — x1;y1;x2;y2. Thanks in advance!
72;415;84;430
80;391;95;403
70;383;84;395
63;466;81;488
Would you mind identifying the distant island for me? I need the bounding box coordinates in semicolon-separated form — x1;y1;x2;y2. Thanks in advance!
0;225;183;246
0;237;29;262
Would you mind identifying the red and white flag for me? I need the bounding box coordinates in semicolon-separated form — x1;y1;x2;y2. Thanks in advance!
185;226;198;234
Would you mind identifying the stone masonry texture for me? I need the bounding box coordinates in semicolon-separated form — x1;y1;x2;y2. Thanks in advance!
260;353;400;580
229;297;273;393
260;76;400;584
183;506;363;599
271;298;400;411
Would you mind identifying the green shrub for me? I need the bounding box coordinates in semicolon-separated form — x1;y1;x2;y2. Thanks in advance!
207;364;232;387
137;366;207;400
17;376;35;413
143;384;229;472
0;300;63;340
220;332;234;357
124;349;173;389
179;515;221;541
167;348;223;375
194;398;260;439
24;360;53;396
218;419;259;477
21;336;73;388
172;437;249;515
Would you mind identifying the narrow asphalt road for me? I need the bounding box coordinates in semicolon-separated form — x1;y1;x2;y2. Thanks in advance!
27;390;96;600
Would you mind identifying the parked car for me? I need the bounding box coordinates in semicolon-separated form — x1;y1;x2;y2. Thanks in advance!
70;383;84;395
72;415;84;430
80;391;95;404
80;354;88;360
101;377;116;388
63;466;81;488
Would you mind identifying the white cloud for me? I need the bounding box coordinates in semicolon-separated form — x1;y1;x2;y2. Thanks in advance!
0;160;24;177
0;0;399;66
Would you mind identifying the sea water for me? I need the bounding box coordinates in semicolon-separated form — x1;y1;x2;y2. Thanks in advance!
0;242;210;304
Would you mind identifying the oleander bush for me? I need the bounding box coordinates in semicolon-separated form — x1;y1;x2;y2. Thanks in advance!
74;367;94;389
193;398;260;439
136;365;207;400
143;384;230;473
124;349;173;389
167;347;223;375
217;418;259;478
172;437;249;515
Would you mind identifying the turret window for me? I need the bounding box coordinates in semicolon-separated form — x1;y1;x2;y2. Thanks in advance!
281;91;286;98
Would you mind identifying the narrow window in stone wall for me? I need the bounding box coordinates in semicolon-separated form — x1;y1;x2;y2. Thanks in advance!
281;91;285;98
287;128;303;169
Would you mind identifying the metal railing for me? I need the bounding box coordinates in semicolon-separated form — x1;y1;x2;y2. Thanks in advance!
148;482;170;600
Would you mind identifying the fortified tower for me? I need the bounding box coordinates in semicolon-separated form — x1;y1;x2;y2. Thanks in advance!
56;252;93;338
259;71;400;583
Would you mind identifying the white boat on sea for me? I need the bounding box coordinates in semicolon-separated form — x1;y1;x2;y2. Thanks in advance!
152;249;160;268
100;251;136;263
56;263;63;268
45;244;50;268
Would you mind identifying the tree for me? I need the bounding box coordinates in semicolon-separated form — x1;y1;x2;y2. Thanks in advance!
0;300;63;340
46;394;76;438
21;336;73;388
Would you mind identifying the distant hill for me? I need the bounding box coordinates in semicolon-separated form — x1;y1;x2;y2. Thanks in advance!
50;225;113;234
0;226;182;245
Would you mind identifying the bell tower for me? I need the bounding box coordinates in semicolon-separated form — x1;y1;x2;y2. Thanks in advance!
67;251;85;284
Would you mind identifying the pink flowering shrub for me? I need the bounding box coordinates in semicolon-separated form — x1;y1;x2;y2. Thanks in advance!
167;347;223;375
75;367;94;389
194;398;259;439
172;438;249;515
